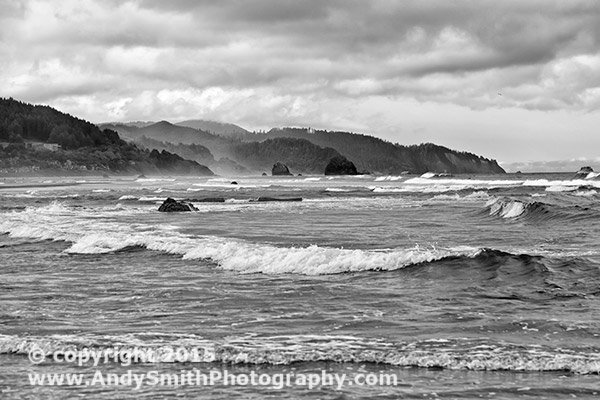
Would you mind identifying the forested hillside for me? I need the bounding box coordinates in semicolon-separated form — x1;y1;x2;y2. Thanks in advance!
0;98;213;175
263;128;505;174
105;118;505;175
229;137;341;174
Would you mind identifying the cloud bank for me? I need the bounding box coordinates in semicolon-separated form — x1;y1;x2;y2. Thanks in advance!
1;0;599;162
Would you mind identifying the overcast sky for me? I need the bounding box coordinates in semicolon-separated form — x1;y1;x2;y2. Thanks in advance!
2;0;600;165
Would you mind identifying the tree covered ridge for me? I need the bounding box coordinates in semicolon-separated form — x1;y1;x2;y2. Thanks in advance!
109;121;504;175
0;97;123;149
265;127;505;174
230;137;341;174
0;98;213;175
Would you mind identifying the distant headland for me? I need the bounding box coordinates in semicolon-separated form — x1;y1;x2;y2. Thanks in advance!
1;97;504;176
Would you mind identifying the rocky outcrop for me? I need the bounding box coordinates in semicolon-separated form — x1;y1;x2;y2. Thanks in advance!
183;197;225;203
574;166;593;179
158;197;198;212
256;197;302;202
272;162;292;176
324;155;358;175
148;149;214;176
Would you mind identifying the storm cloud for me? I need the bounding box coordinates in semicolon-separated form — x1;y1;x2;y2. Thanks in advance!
1;0;599;163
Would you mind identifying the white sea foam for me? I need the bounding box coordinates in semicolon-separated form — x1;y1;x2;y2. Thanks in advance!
136;178;176;183
138;196;164;202
374;176;402;181
2;333;597;373
118;195;138;200
545;185;578;192
585;172;600;179
465;191;491;200
573;190;597;197
429;194;461;201
429;192;490;202
372;187;410;193
191;182;269;189
0;202;480;275
405;177;518;186
523;178;600;188
380;176;600;193
324;188;351;192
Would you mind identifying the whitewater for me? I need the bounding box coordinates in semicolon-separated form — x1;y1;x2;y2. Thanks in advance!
1;172;599;399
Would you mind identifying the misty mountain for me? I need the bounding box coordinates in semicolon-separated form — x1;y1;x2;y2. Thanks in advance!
176;119;251;139
105;122;341;175
131;135;250;175
102;121;235;159
103;121;505;175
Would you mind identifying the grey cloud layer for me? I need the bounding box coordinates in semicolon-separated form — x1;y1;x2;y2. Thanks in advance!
1;0;599;120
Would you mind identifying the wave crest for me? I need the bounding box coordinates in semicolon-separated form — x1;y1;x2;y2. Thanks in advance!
2;334;598;374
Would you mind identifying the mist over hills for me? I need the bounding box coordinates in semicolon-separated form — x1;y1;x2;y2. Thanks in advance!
176;120;250;139
102;121;505;175
0;97;505;176
103;121;342;175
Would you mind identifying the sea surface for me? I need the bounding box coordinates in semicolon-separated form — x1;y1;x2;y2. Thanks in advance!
0;173;599;399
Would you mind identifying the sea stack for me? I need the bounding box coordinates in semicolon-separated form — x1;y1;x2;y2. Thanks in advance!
324;155;358;175
272;162;292;176
158;198;198;212
573;166;593;179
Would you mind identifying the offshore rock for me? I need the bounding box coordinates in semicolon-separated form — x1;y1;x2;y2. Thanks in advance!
256;197;302;202
573;166;593;179
158;197;198;212
324;155;358;175
183;197;225;203
272;162;292;176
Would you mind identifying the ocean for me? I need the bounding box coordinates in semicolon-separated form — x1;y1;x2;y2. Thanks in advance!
0;173;599;399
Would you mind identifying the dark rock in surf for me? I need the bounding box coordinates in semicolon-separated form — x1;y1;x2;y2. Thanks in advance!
262;172;268;176
256;197;302;202
324;155;358;175
231;181;238;185
158;197;198;212
272;162;292;176
574;166;593;179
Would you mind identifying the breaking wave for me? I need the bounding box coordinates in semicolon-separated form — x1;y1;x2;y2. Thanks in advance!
485;196;599;223
0;202;487;275
1;334;598;374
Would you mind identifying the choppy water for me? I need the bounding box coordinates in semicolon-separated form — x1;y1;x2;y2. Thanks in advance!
1;173;599;399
